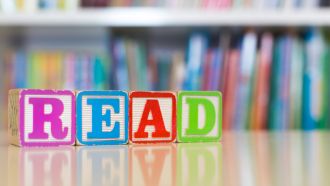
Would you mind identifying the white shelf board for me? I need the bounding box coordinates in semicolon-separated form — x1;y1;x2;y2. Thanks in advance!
0;8;330;26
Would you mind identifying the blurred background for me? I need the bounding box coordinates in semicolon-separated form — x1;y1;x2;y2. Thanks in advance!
1;0;330;131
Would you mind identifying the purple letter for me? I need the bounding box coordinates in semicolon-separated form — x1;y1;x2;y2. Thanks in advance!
28;98;68;139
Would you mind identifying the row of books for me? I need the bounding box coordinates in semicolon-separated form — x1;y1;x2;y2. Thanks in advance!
0;51;110;128
175;28;330;130
202;29;330;130
1;29;330;130
2;51;109;90
111;37;185;91
1;0;330;12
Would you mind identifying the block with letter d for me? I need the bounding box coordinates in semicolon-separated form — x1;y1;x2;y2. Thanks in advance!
177;91;222;142
129;91;176;143
76;90;128;145
8;89;76;146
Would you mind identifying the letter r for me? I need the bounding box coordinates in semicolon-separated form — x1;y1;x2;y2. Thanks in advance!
28;98;68;140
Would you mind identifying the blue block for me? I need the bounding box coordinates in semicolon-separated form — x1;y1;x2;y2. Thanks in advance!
76;91;128;145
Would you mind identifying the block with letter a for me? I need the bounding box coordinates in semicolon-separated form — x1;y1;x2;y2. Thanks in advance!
8;89;76;147
76;90;128;145
129;91;176;143
177;91;222;142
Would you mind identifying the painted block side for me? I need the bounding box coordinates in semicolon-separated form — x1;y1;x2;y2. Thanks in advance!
76;90;129;145
177;91;222;143
19;89;76;147
129;91;177;144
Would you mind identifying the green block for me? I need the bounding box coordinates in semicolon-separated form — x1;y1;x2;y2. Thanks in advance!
177;91;222;142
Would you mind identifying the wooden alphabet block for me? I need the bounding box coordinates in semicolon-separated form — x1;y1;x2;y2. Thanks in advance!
129;91;176;143
76;90;128;145
8;89;76;146
177;91;222;142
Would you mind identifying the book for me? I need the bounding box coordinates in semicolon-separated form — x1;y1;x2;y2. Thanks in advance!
250;32;273;130
234;31;257;130
183;32;208;91
289;36;304;129
169;51;185;91
303;29;325;130
269;35;293;130
113;38;130;90
223;49;240;130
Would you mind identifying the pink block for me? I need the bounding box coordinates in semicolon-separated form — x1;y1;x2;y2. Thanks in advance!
8;89;76;147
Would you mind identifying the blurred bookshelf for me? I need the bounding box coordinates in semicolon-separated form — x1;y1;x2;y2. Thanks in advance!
1;0;330;131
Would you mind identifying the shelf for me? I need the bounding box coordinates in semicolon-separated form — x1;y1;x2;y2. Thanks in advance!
0;8;330;26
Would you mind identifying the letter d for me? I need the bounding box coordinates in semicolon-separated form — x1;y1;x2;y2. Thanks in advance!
185;98;216;135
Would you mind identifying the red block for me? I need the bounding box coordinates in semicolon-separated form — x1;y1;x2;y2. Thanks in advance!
129;91;176;143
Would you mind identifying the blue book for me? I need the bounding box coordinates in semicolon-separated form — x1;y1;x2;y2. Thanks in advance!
279;36;293;130
93;55;106;90
75;54;83;89
302;28;326;130
113;38;129;90
156;55;171;91
183;32;208;90
14;51;27;88
234;31;257;129
269;36;292;130
210;48;222;90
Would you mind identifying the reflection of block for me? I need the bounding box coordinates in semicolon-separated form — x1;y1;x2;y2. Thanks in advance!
8;89;76;147
77;146;128;186
129;144;176;186
129;91;176;143
18;146;76;185
177;143;222;186
76;91;128;145
177;91;222;142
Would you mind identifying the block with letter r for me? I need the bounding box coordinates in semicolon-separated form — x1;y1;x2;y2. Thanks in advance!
177;91;222;142
76;90;128;145
8;89;76;147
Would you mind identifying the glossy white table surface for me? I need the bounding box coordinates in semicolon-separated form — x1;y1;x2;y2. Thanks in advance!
0;130;329;186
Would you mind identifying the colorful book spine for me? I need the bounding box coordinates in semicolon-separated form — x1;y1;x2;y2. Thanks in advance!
183;33;208;91
250;33;273;130
113;38;130;90
289;37;304;129
234;31;257;130
223;49;240;130
303;29;327;130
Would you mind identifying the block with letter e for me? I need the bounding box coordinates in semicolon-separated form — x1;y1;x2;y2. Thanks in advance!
177;91;222;142
8;89;76;147
129;91;176;143
76;90;128;145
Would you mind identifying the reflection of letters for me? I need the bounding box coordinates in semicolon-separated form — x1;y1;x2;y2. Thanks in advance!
185;148;215;186
178;144;221;186
78;147;127;186
23;148;73;186
28;153;67;186
87;150;121;185
134;148;169;186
